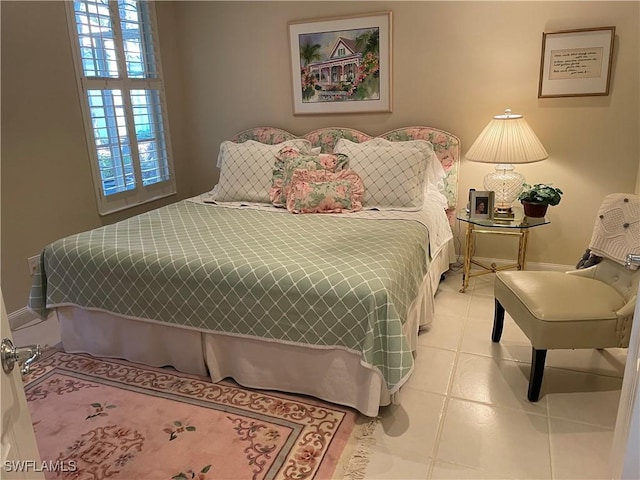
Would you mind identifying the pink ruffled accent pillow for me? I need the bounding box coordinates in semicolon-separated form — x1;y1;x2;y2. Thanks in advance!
270;147;349;207
286;169;364;214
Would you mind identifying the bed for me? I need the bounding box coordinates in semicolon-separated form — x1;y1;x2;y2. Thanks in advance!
28;126;460;417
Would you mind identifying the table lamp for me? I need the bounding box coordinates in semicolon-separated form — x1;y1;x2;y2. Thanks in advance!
465;108;549;219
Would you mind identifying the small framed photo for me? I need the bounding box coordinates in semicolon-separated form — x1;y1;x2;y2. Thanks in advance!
469;190;494;219
538;26;615;98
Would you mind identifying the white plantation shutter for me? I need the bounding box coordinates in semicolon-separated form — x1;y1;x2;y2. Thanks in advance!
67;0;175;215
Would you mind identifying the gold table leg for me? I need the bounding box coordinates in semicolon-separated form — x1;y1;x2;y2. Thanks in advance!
460;222;474;293
517;229;529;270
459;225;531;292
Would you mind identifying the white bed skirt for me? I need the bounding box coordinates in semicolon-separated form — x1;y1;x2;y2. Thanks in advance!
56;240;454;417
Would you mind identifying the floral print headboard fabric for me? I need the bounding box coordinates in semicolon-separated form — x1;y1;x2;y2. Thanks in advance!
231;126;460;220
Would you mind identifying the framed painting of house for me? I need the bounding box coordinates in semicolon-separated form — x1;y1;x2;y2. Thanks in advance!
288;12;392;115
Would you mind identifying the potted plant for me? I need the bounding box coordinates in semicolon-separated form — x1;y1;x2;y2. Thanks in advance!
518;183;563;217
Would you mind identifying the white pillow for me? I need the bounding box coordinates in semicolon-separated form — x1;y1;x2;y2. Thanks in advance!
213;139;312;203
425;157;448;209
390;139;448;209
334;138;426;211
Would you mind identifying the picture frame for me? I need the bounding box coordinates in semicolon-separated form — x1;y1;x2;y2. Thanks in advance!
538;26;615;98
469;190;494;220
288;12;392;115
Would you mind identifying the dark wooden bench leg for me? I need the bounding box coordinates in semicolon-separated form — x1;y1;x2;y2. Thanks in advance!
528;348;547;402
491;299;505;342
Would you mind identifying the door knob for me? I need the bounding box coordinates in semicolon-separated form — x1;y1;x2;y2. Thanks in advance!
625;253;640;269
1;338;41;375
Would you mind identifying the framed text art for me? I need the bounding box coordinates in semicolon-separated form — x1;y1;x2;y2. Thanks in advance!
288;12;392;115
538;26;615;98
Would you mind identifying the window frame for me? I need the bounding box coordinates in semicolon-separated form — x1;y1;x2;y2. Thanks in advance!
66;0;176;216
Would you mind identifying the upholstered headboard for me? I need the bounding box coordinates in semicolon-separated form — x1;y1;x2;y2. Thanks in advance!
231;126;460;220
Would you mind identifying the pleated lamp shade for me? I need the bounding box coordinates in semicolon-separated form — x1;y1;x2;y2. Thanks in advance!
466;109;549;214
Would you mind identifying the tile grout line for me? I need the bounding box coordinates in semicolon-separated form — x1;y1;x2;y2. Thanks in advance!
429;273;621;479
547;408;555;479
425;278;473;479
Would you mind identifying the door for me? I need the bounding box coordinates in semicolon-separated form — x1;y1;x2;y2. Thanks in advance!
0;289;44;479
610;283;640;479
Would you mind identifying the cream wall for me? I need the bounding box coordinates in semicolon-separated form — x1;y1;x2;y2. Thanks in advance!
172;0;639;265
1;1;638;314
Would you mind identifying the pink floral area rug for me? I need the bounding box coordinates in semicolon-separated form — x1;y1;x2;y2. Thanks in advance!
24;350;377;480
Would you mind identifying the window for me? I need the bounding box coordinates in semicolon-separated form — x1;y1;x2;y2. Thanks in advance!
67;0;175;214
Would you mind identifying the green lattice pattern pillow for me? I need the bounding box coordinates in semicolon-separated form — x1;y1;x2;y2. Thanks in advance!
214;139;312;203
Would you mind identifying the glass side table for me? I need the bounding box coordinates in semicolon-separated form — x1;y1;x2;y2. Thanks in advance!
456;207;550;293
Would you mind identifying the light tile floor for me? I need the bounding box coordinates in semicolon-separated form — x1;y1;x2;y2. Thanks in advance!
10;270;627;479
367;270;626;480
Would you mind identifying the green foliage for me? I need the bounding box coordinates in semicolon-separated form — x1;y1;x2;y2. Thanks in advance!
299;41;322;66
518;183;563;206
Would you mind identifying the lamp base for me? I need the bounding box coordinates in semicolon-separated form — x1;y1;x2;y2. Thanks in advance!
493;207;515;220
483;164;525;216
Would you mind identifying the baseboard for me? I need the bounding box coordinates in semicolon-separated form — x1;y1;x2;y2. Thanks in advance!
526;261;576;272
8;306;41;330
471;257;574;273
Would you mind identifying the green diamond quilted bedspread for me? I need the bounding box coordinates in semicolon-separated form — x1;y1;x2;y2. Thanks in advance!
28;200;433;392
